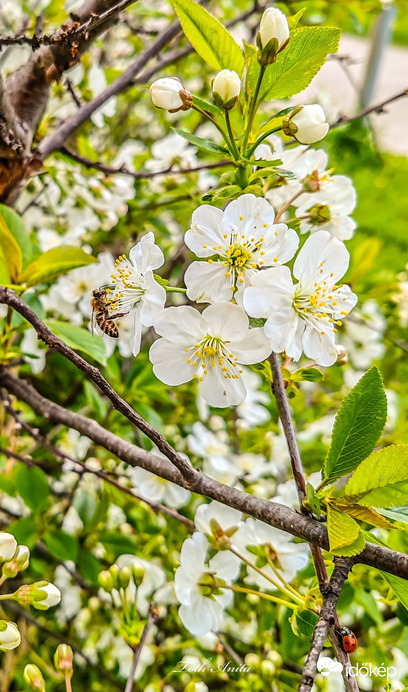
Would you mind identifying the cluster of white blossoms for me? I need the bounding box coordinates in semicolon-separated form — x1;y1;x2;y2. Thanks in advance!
174;501;309;635
85;189;358;405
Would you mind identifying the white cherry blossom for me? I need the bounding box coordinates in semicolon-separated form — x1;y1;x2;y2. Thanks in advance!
231;519;309;590
174;532;240;635
106;232;166;356
243;231;358;366
194;501;242;535
150;302;271;407
294;175;357;240
128;465;191;509
184;194;299;304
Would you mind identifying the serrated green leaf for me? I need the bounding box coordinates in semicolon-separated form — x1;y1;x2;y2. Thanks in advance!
379;506;408;526
333;501;396;529
0;205;32;270
14;464;49;513
344;445;408;508
21;246;97;286
287;9;305;30
192;95;222;116
261;26;341;101
327;504;365;556
0;213;22;282
46;320;107;366
172;0;245;76
172;128;228;155
323;366;387;483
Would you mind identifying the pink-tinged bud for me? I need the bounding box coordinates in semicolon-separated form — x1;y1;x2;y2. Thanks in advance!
54;643;74;677
23;664;46;691
150;78;193;113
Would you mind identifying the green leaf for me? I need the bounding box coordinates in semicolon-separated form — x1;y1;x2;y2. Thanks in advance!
0;212;22;282
379;506;408;526
44;530;79;562
290;608;319;637
172;128;229;155
172;0;245;76
305;482;322;517
14;464;49;513
46;320;107;366
327;504;365;556
323;366;387;483
344;445;408;508
332;502;396;530
292;367;323;383
21;246;97;286
8;517;38;547
287;9;305;30
381;572;408;611
261;26;341;101
192;95;222;116
0;205;32;270
0;244;11;285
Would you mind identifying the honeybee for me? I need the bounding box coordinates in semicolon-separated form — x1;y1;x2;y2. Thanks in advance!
91;288;127;338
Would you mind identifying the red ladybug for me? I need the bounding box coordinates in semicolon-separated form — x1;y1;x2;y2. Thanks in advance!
341;627;358;653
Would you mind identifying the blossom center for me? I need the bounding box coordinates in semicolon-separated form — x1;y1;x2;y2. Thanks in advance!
293;275;350;336
185;335;243;382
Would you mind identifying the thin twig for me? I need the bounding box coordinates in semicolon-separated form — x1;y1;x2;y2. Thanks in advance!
331;88;408;129
59;145;232;178
124;604;159;692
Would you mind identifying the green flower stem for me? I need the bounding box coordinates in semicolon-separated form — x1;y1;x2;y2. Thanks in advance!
228;545;304;605
216;582;297;610
266;554;304;602
191;103;232;154
225;110;240;161
238;165;249;188
241;64;266;156
165;286;187;294
246;125;282;158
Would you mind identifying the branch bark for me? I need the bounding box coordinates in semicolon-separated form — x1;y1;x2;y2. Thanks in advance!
298;558;354;692
1;369;408;581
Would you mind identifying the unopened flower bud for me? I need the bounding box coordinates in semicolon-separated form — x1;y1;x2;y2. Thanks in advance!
54;643;74;677
119;566;132;589
150;77;193;113
98;569;114;592
282;105;329;144
0;532;17;561
132;564;145;587
15;581;61;610
2;545;30;579
0;620;20;651
212;70;241;110
23;664;46;691
257;8;290;65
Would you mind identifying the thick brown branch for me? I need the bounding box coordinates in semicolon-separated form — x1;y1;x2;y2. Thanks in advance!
2;370;408;581
0;287;196;486
298;558;354;692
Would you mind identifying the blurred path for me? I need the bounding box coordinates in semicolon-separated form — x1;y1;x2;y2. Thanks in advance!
292;34;408;156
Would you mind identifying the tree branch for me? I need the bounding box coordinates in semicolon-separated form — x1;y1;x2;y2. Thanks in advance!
0;287;196;486
1;370;408;581
124;604;159;692
331;88;408;129
298;558;354;692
